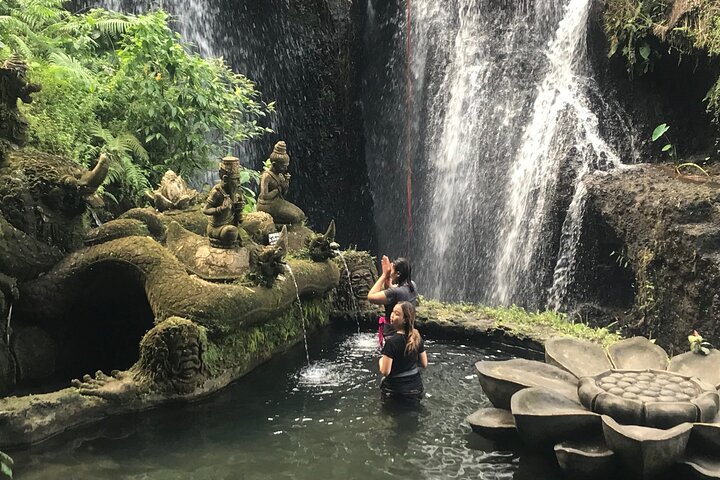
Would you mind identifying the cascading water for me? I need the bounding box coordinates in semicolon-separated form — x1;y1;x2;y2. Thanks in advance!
284;264;311;366
492;0;621;305
363;0;628;308
337;252;361;334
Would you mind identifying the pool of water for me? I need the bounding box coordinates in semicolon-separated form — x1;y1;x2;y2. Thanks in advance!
12;324;563;479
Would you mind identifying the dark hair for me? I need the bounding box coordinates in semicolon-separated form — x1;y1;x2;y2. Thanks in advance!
392;257;414;292
397;301;421;354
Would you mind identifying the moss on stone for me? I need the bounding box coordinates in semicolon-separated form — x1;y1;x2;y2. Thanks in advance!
203;297;330;376
419;297;622;347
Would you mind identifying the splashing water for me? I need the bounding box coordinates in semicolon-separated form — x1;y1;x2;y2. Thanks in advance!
365;0;632;308
284;264;310;366
337;252;361;334
492;0;620;306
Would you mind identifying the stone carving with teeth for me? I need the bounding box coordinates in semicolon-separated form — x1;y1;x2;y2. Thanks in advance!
72;317;208;401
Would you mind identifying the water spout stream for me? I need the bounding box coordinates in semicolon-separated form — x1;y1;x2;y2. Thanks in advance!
337;252;361;334
284;264;310;366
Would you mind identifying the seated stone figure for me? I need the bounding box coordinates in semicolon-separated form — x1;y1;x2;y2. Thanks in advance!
203;156;244;248
257;141;306;225
146;170;198;212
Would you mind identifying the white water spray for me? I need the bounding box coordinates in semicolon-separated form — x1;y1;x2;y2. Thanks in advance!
492;0;620;305
284;264;310;366
5;303;11;344
337;252;361;334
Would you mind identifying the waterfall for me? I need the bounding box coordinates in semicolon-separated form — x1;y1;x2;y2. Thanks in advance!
492;0;620;305
364;0;627;308
93;0;219;57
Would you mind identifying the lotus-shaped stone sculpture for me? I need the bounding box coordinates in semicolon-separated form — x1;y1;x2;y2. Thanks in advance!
468;336;720;479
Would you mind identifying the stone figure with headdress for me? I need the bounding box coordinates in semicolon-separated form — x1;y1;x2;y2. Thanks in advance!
203;155;244;248
257;141;306;225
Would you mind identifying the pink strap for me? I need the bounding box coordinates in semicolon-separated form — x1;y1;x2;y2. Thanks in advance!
378;316;386;347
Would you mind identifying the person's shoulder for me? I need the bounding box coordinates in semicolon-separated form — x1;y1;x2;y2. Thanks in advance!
386;333;405;348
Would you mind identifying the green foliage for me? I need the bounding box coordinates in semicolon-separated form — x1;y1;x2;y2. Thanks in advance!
651;122;676;159
0;0;273;207
688;330;713;355
418;297;621;347
0;451;12;479
605;0;720;121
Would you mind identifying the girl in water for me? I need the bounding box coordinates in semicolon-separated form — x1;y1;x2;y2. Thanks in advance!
378;301;427;402
367;256;417;344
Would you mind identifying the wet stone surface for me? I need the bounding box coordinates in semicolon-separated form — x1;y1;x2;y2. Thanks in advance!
596;370;700;403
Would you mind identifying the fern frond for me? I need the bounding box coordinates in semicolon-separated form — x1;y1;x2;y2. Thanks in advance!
95;18;130;37
0;15;33;36
88;122;112;144
49;51;94;87
117;133;149;162
8;34;33;59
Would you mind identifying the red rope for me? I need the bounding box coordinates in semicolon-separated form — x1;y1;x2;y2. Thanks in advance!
405;0;413;259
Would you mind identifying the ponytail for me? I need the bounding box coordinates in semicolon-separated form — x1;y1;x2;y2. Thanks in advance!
398;301;421;354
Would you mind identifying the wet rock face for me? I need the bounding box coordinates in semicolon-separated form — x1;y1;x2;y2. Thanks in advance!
575;164;720;352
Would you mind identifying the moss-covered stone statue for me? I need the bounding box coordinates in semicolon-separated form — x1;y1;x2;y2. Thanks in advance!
306;220;339;262
146;170;199;212
0;66;350;448
72;317;208;401
0;54;40;161
257;141;306;225
250;225;288;287
204;155;245;248
331;250;382;320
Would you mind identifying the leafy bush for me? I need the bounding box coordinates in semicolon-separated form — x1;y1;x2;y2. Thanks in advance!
0;0;272;208
604;0;720;122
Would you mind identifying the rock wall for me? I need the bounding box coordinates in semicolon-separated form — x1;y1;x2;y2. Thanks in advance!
575;164;720;354
207;0;375;252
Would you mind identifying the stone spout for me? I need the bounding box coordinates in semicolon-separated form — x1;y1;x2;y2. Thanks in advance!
78;153;110;192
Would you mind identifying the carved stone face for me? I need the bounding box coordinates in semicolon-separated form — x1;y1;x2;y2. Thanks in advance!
272;160;289;174
350;267;375;299
138;318;206;394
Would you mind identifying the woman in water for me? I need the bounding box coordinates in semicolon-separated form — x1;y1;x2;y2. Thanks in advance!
378;301;427;402
367;256;417;344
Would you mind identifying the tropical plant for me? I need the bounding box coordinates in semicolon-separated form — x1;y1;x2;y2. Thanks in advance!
651;123;710;176
605;0;720;122
0;0;273;208
651;123;674;157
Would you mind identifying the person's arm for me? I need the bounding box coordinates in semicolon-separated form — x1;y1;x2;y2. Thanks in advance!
367;272;389;305
418;351;428;368
379;355;393;376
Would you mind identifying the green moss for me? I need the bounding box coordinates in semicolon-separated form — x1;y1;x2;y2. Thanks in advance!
480;305;622;347
202;297;331;376
418;297;622;347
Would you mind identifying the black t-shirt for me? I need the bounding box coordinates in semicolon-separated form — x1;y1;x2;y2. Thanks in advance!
380;333;425;395
382;282;418;337
381;333;424;374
